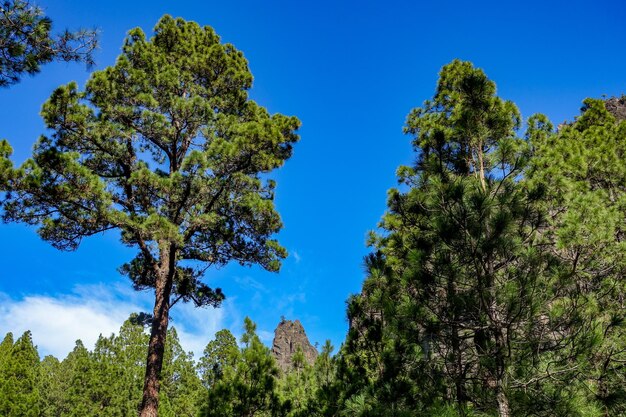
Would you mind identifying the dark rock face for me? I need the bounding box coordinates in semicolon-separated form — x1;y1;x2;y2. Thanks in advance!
605;96;626;121
271;319;317;372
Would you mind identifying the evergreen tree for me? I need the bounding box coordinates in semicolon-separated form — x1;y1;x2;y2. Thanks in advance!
0;332;13;369
159;327;203;417
344;60;570;417
38;355;66;417
0;331;40;417
314;341;335;390
302;340;340;417
198;328;238;389
31;318;204;417
4;15;299;417
276;346;317;416
91;318;148;416
201;318;281;417
91;317;204;416
62;340;104;417
0;140;11;190
528;98;626;415
0;332;14;413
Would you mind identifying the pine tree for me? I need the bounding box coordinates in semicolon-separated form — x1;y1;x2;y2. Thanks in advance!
61;340;103;416
0;332;13;369
201;318;281;417
91;318;148;415
159;327;203;417
0;331;41;417
4;15;299;417
528;98;626;415
38;355;66;417
33;318;205;416
198;328;238;389
344;60;568;417
0;332;14;413
304;340;340;417
276;346;317;416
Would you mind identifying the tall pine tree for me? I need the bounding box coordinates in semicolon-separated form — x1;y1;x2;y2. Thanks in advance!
4;15;299;417
345;60;569;416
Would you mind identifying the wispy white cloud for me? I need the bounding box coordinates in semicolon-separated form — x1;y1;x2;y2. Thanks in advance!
0;291;138;359
0;284;232;361
234;275;268;293
292;251;302;264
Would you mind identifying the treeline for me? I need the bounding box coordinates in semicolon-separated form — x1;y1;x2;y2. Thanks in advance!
0;320;200;417
0;316;336;417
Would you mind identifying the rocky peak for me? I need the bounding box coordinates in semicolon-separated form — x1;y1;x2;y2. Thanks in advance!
605;95;626;121
271;318;317;372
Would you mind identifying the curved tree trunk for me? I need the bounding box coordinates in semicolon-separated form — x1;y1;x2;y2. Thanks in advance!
139;246;175;417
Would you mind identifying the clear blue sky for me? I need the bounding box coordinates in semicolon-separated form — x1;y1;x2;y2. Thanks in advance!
1;0;624;359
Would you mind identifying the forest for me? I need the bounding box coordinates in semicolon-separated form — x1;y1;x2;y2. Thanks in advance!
0;1;625;416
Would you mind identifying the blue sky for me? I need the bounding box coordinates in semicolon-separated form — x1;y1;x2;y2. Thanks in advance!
1;0;625;359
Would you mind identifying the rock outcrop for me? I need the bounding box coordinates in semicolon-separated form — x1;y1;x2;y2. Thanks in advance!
605;95;626;121
271;318;317;372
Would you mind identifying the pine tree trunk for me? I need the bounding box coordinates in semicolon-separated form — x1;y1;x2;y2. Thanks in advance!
448;276;466;414
484;258;510;417
477;145;486;192
139;246;174;417
493;310;510;417
496;384;510;417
